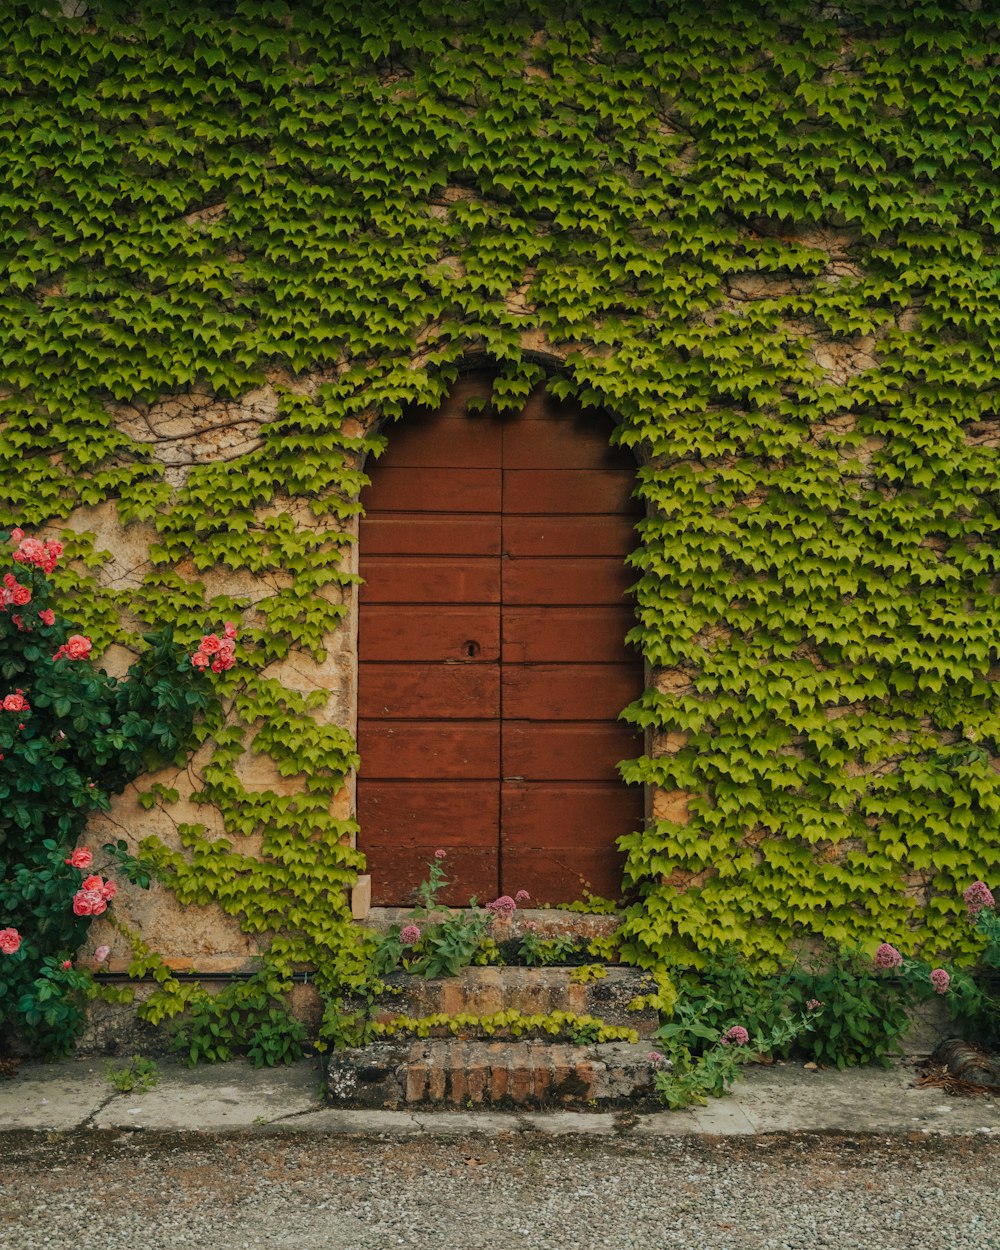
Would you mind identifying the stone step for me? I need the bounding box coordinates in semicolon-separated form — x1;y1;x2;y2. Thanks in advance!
365;967;658;1038
326;1039;658;1110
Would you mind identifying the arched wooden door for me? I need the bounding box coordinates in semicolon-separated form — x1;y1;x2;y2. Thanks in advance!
357;375;643;906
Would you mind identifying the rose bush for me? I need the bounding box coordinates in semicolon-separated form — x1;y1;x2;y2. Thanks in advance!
0;527;235;1056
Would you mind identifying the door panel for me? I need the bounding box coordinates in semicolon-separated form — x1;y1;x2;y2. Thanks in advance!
363;663;500;719
501;664;638;720
360;605;500;663
502;557;634;604
360;558;500;605
502;606;637;663
358;721;500;779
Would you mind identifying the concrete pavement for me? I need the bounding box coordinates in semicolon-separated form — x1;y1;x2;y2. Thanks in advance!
0;1055;996;1137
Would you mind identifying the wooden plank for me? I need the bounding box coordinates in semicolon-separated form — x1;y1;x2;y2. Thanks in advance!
361;515;501;555
502;721;642;781
360;780;499;842
358;721;500;779
366;843;498;907
503;470;638;514
376;417;503;468
501;417;626;470
361;606;500;662
502;557;634;605
503;515;639;557
362;663;500;718
502;606;637;662
501;664;639;720
501;781;642;847
362;467;501;512
500;847;625;904
361;558;500;605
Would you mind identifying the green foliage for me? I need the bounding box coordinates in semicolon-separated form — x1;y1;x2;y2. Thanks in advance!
105;1055;159;1094
374;1008;638;1045
518;930;580;967
167;967;308;1067
1;0;999;1034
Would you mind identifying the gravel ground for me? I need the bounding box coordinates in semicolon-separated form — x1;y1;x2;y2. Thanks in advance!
1;1129;997;1250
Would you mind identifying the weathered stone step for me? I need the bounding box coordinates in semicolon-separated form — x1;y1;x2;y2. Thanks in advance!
366;967;658;1037
326;1039;657;1110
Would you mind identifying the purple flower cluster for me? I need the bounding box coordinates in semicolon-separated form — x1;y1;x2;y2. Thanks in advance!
721;1025;750;1047
400;924;421;946
486;895;517;921
963;881;995;918
873;942;902;971
929;968;950;995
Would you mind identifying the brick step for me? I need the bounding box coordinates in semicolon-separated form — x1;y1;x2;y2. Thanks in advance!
326;1039;658;1110
365;967;658;1038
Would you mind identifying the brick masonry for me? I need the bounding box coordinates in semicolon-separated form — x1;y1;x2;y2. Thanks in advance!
326;1040;658;1110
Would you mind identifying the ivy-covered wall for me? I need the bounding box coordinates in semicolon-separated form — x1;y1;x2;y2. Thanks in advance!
2;0;999;989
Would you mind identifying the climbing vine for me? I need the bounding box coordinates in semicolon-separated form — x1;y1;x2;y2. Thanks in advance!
1;0;999;1012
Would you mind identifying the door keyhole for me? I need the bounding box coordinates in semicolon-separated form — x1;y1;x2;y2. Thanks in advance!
463;640;480;658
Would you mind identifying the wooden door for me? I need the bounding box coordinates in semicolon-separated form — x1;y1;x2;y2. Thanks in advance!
357;375;643;906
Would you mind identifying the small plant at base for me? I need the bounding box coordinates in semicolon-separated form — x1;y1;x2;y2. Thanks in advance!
105;1055;159;1094
651;1006;814;1110
372;854;530;980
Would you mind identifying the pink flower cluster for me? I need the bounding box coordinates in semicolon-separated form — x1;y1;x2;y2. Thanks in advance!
72;874;116;917
486;895;517;921
53;634;92;662
721;1025;750;1046
486;889;530;922
10;530;62;575
400;924;421;946
873;942;902;971
0;927;21;955
964;881;995;918
1;690;29;713
929;968;951;995
1;572;32;609
191;622;238;674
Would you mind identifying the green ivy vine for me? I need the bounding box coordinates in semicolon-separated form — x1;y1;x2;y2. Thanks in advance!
1;0;999;1009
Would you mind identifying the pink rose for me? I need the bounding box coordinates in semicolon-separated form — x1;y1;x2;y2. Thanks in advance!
66;635;91;660
54;635;92;662
223;622;238;639
65;848;93;869
434;849;446;859
81;874;104;892
0;927;21;954
191;652;209;669
100;880;117;902
2;691;29;712
38;609;55;626
93;945;111;964
9;528;23;541
13;537;46;566
10;584;30;606
72;889;106;917
62;959;72;969
199;633;222;655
